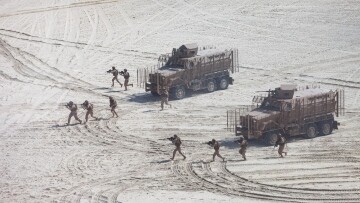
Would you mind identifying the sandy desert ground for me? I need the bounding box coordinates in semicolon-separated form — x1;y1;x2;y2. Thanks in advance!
0;0;360;202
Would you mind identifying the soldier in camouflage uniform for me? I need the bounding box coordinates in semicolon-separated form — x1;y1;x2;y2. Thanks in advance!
169;134;186;160
81;100;97;123
108;66;123;87
209;139;225;162
160;86;171;110
109;96;119;118
275;134;287;158
237;137;248;161
66;101;82;125
122;69;133;91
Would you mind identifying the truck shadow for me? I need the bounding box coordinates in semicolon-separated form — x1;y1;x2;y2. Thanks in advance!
126;93;161;103
220;139;240;149
221;136;318;149
126;90;222;103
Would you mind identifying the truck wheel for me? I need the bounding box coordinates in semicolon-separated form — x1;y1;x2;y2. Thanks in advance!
173;86;186;100
304;124;317;139
265;132;278;146
218;78;229;90
151;91;160;96
207;80;216;92
319;121;333;136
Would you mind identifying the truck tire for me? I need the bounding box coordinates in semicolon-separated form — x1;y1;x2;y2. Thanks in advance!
173;86;186;100
304;124;317;139
265;132;278;146
151;91;160;96
207;80;216;92
319;121;333;136
218;77;229;90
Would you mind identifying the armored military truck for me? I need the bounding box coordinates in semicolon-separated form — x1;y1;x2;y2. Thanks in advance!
234;85;344;145
145;44;236;99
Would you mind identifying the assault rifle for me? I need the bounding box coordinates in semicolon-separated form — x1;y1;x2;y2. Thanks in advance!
167;137;175;141
205;141;213;146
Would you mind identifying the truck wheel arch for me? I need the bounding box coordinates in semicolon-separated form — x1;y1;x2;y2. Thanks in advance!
207;79;217;92
151;91;160;96
318;120;333;136
171;85;186;100
304;124;318;139
218;77;229;90
265;131;278;146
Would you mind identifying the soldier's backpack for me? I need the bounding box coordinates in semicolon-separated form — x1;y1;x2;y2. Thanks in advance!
124;72;130;79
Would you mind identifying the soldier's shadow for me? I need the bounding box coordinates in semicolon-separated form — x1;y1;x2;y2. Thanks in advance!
151;159;172;164
96;117;110;121
93;87;111;90
105;90;121;93
52;123;80;128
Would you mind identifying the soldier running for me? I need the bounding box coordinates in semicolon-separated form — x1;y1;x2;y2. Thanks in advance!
209;139;225;162
160;86;171;110
237;137;248;161
109;96;118;118
121;69;133;91
81;100;97;124
169;134;186;160
275;134;287;158
66;101;82;125
107;66;123;87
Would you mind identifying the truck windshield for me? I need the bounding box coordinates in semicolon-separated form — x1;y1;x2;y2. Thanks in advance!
260;98;281;111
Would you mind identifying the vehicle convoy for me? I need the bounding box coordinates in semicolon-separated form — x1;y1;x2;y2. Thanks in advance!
234;85;344;145
145;44;237;99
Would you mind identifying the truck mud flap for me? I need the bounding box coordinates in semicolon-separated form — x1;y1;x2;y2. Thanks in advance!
229;77;234;85
235;126;241;136
333;121;340;130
